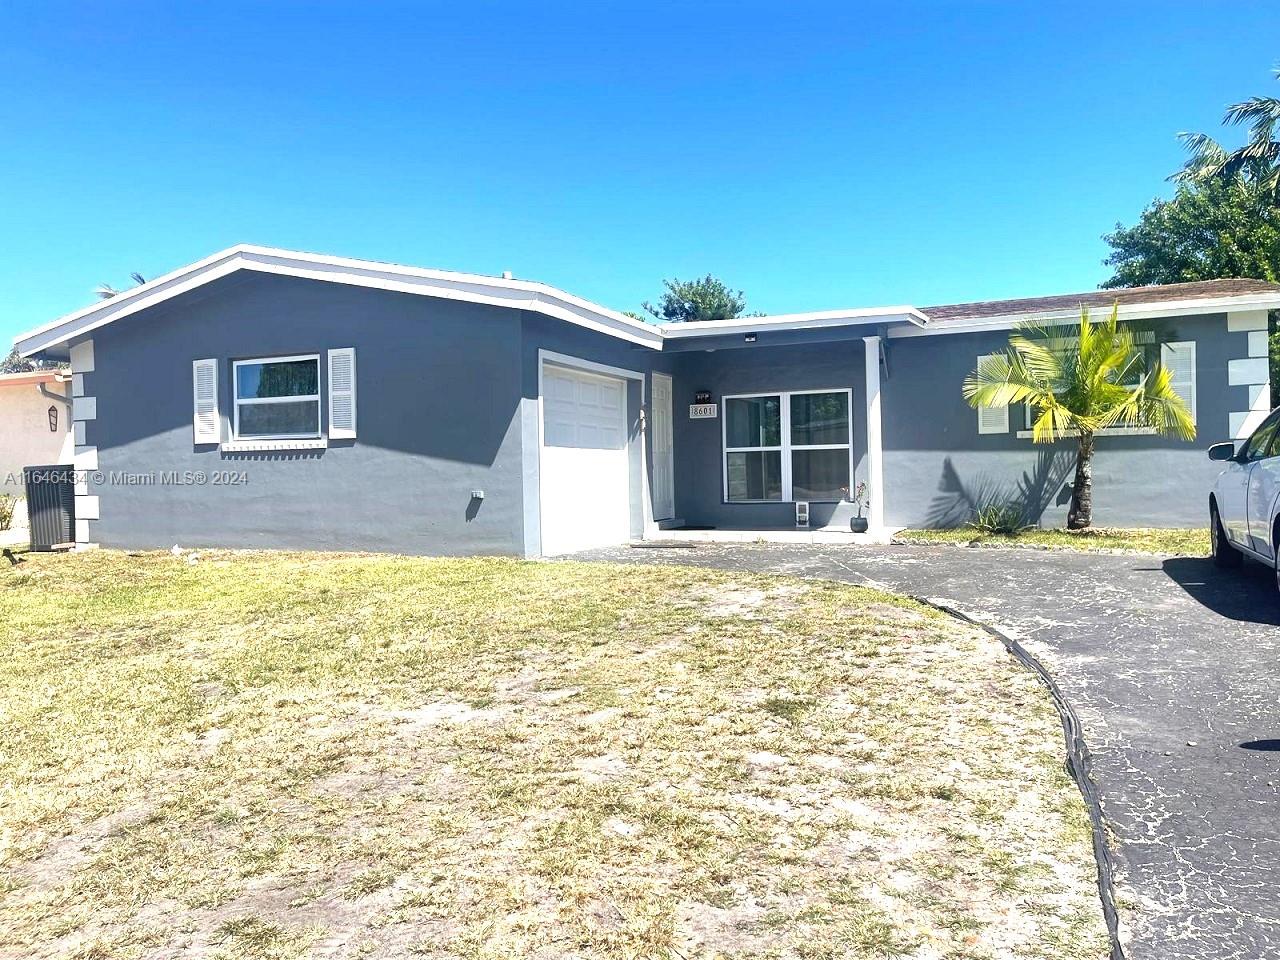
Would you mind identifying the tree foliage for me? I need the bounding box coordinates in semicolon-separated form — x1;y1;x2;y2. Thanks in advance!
1175;68;1280;199
963;306;1195;529
0;348;36;374
1101;180;1280;288
640;275;755;323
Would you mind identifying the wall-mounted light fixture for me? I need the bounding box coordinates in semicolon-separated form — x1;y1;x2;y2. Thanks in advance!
48;405;58;433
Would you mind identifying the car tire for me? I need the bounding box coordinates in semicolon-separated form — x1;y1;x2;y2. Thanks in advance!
1211;504;1242;568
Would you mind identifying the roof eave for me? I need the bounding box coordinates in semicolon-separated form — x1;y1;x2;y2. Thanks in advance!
899;293;1280;338
658;307;927;340
15;245;664;357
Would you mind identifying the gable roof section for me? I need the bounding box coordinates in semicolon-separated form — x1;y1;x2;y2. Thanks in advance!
15;244;665;357
921;278;1280;327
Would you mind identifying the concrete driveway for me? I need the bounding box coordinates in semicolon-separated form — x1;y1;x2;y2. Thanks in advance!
577;541;1280;960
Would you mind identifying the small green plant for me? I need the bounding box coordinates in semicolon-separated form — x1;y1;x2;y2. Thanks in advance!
0;496;15;532
970;502;1030;537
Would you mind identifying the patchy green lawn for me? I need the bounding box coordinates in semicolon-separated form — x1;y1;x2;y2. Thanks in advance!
0;550;1107;959
895;526;1208;556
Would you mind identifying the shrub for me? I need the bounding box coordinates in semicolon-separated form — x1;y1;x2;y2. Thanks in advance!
970;502;1030;537
0;495;14;532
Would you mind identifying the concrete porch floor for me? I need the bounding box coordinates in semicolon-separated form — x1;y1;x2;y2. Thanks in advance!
642;526;895;546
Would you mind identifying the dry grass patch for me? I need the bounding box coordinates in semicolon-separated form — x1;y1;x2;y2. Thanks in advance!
895;526;1208;555
0;550;1107;958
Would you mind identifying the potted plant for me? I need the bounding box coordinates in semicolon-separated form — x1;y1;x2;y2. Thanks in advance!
850;482;869;533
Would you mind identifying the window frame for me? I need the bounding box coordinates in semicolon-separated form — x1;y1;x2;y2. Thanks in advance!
232;353;323;441
722;388;853;503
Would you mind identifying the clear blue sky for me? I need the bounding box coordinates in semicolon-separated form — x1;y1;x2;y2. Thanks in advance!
3;1;1278;345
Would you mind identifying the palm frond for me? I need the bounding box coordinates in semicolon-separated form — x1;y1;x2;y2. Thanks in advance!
970;300;1195;445
1173;132;1230;182
962;350;1045;409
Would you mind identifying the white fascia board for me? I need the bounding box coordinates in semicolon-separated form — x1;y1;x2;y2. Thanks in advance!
659;306;927;339
892;293;1280;339
15;244;664;356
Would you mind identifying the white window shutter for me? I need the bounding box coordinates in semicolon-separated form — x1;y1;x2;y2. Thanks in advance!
328;348;357;439
1161;340;1197;424
192;358;219;444
976;354;1009;434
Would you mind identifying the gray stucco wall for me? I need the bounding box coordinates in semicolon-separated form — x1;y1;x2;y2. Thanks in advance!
881;313;1243;528
668;334;870;529
79;272;671;556
73;267;1251;554
82;273;532;554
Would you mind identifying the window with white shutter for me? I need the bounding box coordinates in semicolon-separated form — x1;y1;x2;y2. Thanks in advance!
328;347;357;439
976;354;1009;435
1161;340;1196;424
192;358;220;444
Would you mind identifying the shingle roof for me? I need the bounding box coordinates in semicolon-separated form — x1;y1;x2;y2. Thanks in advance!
922;278;1280;324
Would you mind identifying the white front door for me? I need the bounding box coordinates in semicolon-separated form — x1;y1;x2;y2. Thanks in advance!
540;364;631;555
651;373;674;520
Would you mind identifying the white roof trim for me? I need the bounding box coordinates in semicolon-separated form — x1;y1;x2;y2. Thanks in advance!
894;293;1280;338
15;244;665;356
659;306;928;338
17;245;1280;355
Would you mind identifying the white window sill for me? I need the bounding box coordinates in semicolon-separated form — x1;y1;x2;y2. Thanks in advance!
1014;426;1158;439
221;438;329;452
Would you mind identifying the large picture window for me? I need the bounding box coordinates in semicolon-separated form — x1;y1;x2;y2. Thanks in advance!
723;389;851;502
233;354;321;439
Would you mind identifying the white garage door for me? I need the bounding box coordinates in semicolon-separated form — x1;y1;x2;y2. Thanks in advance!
540;365;631;555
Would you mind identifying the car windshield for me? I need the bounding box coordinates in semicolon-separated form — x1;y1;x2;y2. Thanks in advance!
1243;412;1280;461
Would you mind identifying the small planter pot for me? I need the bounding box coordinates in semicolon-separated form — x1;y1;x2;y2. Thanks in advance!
850;517;869;533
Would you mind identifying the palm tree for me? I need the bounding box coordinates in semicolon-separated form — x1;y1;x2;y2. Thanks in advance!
963;305;1195;529
1175;68;1280;198
95;272;147;300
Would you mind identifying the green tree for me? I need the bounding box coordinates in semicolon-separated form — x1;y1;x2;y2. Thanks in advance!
1176;68;1280;199
963;306;1195;530
1101;180;1280;288
640;275;756;323
1;347;36;374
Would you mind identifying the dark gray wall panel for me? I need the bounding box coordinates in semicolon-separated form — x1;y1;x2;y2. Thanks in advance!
85;273;529;554
669;337;870;529
882;313;1239;528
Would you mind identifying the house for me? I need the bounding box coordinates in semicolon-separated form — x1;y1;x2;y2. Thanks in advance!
12;245;1280;555
0;369;73;497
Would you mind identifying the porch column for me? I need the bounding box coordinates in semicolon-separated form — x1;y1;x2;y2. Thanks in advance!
862;336;885;531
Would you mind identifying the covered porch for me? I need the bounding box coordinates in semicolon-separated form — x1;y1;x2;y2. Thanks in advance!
649;313;909;539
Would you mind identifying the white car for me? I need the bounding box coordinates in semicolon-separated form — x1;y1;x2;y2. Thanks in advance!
1209;408;1280;590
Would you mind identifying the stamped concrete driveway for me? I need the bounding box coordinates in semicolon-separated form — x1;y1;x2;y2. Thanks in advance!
578;541;1280;960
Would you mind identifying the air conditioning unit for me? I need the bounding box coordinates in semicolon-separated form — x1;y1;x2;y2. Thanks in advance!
795;501;809;528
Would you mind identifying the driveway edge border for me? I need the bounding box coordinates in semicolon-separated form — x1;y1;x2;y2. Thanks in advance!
921;597;1126;960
